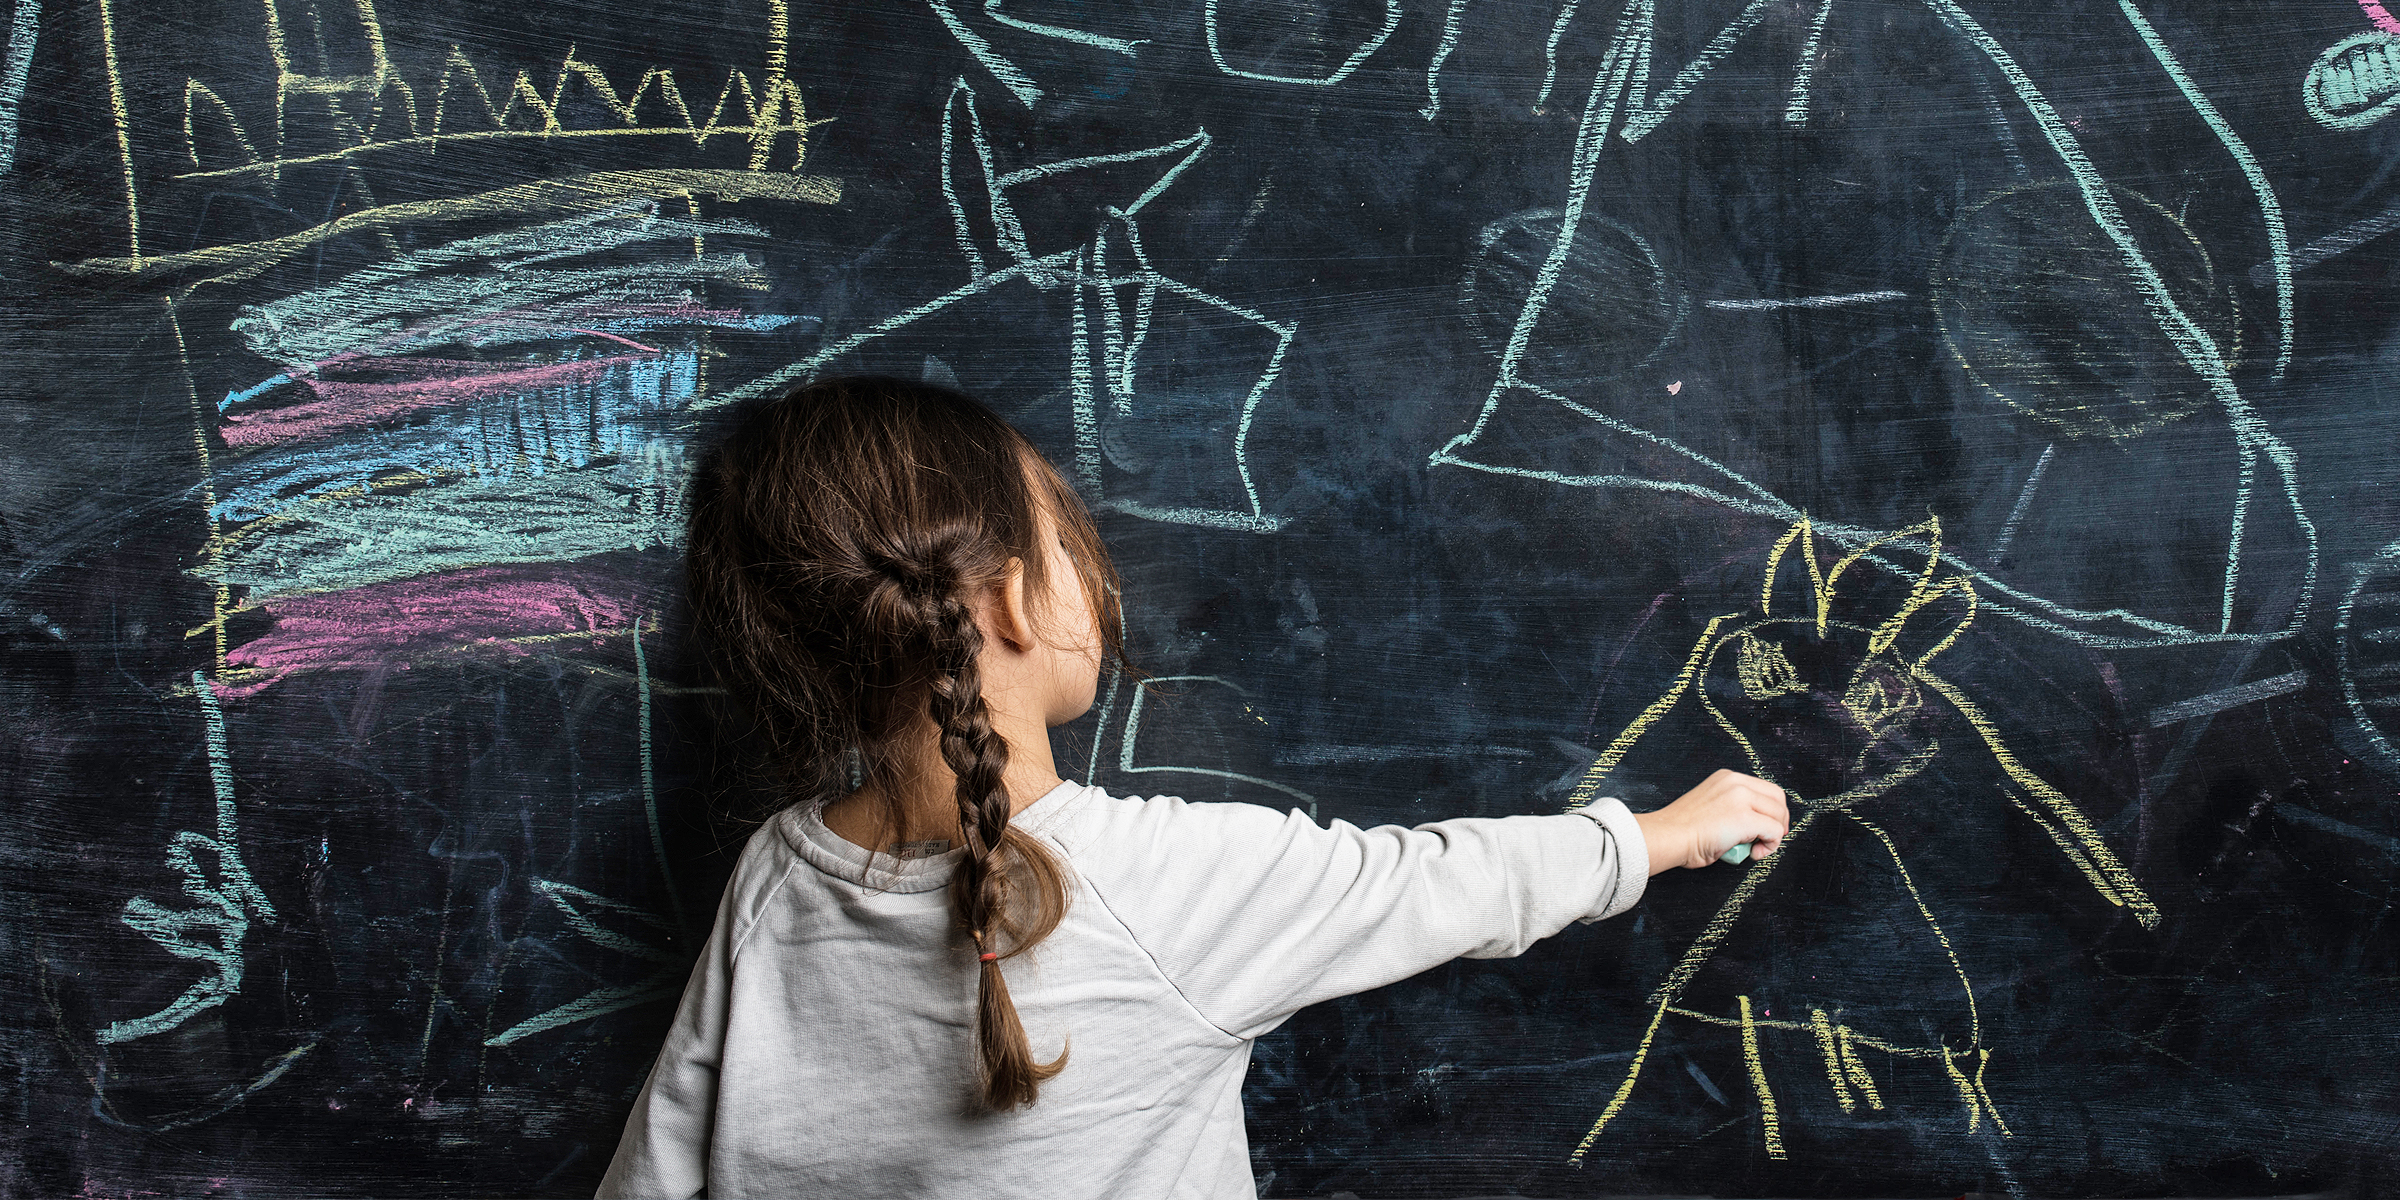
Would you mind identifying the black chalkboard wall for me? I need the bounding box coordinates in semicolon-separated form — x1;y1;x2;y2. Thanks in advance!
5;0;2400;1195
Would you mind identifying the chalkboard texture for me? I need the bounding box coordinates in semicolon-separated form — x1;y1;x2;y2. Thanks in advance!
4;0;2399;1195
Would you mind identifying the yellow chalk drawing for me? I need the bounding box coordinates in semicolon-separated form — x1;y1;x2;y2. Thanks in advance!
61;169;838;293
1837;1023;1883;1110
1569;514;2153;1164
95;0;141;262
70;0;838;284
1807;1007;1852;1112
1737;995;1786;1159
195;0;821;178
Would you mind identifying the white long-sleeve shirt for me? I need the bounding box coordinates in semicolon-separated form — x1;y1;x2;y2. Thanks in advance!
596;780;1649;1199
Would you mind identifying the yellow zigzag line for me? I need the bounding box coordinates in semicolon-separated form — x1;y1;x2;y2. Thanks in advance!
171;0;821;181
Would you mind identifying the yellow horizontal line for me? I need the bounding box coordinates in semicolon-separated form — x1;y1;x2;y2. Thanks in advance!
59;168;841;291
175;119;836;181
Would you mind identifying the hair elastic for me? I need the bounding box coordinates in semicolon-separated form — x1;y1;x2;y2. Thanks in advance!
978;952;998;963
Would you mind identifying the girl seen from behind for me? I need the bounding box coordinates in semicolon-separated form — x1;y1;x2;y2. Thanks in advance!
597;376;1787;1199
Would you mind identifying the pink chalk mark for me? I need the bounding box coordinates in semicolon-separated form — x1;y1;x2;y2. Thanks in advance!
1666;380;1682;395
221;352;656;449
222;565;636;696
2364;0;2400;34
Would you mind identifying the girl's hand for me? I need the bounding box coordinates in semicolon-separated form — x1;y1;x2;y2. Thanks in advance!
1631;769;1790;875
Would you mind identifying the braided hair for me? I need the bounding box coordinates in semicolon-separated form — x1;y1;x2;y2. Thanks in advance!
684;376;1126;1111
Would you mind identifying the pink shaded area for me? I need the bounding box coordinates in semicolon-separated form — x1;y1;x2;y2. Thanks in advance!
2364;0;2400;34
221;352;655;449
222;565;636;696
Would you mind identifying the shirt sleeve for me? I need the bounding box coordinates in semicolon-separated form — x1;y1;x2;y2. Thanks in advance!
1071;793;1648;1041
595;837;784;1200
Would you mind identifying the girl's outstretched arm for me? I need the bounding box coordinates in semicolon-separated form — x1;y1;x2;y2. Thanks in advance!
1060;791;1653;1043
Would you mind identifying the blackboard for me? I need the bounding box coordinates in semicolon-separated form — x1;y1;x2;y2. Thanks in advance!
5;0;2399;1194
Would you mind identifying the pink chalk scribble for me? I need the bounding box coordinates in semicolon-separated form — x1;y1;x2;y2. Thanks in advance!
221;564;637;695
2364;0;2400;34
220;352;658;450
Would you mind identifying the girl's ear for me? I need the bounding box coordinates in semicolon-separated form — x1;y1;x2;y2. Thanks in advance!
990;557;1037;652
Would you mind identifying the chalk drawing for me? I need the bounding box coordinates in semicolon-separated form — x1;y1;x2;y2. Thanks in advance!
169;0;822;182
2337;541;2400;773
95;0;138;261
1429;0;2317;650
99;672;278;1045
1935;182;2237;441
62;0;839;300
928;0;1146;107
1205;0;1403;87
1987;443;2054;565
2308;31;2400;128
484;880;681;1047
1568;516;2149;1162
931;0;1043;106
1536;0;1584;113
211;564;637;695
0;0;34;178
1085;666;1317;818
1786;0;1833;123
2149;670;2308;727
2120;0;2291;380
1461;208;1685;389
1705;289;1904;313
983;0;1146;55
711;78;1294;534
62;170;838;296
224;200;777;366
1421;0;1472;120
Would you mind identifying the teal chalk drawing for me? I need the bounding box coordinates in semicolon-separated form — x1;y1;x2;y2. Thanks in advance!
1786;0;1833;123
99;672;278;1045
930;0;1041;106
1205;0;1402;87
0;0;37;177
714;78;1292;534
1536;0;1584;112
1421;0;1473;119
2121;0;2292;380
1111;674;1318;818
983;0;1144;56
1706;289;1904;312
2306;30;2400;130
1620;0;1779;144
1927;0;2317;639
1430;0;2318;652
485;880;681;1047
1070;247;1103;489
198;453;693;603
929;0;1146;107
633;615;686;934
1988;444;2055;565
2337;540;2400;772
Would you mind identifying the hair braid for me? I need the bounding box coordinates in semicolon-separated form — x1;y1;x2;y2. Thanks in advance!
923;586;1068;1110
686;376;1120;1114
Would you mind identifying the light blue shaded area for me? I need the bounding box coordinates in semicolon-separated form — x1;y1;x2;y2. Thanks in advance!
210;348;699;523
0;0;37;177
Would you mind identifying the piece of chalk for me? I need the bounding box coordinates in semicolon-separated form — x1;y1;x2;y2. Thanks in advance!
1719;842;1752;864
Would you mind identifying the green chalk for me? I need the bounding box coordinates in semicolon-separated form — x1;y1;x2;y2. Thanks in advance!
1719;842;1752;864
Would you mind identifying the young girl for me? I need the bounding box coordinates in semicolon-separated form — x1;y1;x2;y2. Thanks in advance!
596;376;1788;1199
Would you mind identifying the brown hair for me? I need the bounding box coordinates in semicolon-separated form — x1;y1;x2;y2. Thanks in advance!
683;375;1126;1111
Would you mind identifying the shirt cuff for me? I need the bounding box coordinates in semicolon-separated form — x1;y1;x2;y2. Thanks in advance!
1566;797;1648;924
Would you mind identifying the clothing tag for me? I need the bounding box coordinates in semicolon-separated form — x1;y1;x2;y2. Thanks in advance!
890;839;953;859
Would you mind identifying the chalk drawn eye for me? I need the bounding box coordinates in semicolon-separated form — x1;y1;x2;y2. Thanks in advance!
1841;661;1923;734
1735;633;1804;700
